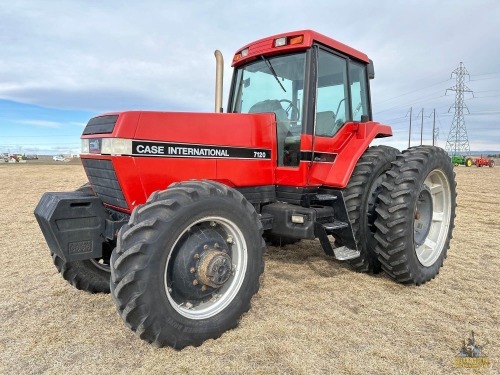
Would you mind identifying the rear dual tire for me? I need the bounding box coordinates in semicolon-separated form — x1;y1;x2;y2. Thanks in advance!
344;145;400;273
374;146;456;285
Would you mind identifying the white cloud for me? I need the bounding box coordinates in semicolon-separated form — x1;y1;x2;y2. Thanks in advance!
0;0;499;150
16;119;62;128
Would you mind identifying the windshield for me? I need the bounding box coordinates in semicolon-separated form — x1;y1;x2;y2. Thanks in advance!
230;53;306;166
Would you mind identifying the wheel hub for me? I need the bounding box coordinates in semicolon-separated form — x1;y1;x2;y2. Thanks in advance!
196;250;232;288
171;227;232;300
414;185;433;246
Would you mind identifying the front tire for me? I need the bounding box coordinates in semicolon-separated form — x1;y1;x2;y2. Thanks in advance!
374;146;456;285
344;145;400;273
110;180;265;349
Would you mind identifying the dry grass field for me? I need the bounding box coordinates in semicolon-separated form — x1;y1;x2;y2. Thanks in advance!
1;162;499;374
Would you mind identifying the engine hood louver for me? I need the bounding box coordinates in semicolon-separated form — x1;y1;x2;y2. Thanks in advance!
82;115;119;135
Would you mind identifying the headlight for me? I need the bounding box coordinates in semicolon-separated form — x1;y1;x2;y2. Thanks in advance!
81;139;90;154
101;138;132;155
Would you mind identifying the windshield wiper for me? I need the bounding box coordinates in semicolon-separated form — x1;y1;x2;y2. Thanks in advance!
261;56;286;93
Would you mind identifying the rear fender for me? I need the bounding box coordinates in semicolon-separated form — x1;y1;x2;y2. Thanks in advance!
310;121;392;188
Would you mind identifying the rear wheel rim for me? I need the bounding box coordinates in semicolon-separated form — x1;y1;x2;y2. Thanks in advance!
415;169;452;267
90;258;111;272
165;216;248;320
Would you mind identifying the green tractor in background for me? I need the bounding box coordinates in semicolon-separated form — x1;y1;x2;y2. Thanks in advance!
451;155;474;167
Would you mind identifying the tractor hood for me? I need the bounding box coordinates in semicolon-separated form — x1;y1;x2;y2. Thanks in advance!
81;111;277;155
80;111;277;213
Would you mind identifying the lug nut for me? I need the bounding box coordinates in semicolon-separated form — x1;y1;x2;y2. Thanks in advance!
226;236;233;244
194;253;200;260
203;244;209;250
190;267;196;273
193;280;199;286
201;285;207;292
214;243;219;249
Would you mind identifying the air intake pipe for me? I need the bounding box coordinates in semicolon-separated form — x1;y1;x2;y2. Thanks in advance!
214;50;224;113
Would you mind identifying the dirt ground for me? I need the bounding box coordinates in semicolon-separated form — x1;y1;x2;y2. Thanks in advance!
0;163;498;374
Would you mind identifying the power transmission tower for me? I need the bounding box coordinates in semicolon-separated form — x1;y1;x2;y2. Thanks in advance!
445;62;473;155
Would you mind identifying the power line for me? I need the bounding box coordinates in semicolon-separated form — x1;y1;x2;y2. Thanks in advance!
374;90;446;115
469;76;500;82
470;71;500;77
375;78;451;105
472;94;500;99
439;110;500;116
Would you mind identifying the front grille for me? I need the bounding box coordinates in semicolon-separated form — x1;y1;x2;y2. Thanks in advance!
82;115;118;135
81;159;128;209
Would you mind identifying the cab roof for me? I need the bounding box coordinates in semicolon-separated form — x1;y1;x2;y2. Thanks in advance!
232;29;369;67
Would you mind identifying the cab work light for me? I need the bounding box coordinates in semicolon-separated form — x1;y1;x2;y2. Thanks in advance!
274;35;304;47
274;37;287;47
232;48;249;63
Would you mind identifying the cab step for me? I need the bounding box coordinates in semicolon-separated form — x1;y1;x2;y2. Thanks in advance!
314;221;359;260
314;194;338;202
322;221;349;231
332;246;361;261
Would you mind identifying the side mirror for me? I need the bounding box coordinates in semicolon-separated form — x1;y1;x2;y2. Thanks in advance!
367;59;375;80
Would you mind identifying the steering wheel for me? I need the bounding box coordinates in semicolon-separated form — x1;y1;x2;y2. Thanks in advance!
335;98;346;120
279;99;300;120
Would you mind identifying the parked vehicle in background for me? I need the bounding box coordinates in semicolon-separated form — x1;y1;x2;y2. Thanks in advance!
475;156;495;168
450;155;474;167
53;155;66;162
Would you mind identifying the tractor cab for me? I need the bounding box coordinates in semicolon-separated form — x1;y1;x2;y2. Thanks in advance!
229;30;374;168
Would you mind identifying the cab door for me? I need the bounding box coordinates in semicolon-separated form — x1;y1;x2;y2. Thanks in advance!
307;48;372;187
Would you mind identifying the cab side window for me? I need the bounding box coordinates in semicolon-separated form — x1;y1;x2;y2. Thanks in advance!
349;62;370;121
315;50;348;137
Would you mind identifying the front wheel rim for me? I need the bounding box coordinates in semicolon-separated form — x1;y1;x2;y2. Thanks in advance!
90;258;111;272
415;169;452;267
165;216;248;320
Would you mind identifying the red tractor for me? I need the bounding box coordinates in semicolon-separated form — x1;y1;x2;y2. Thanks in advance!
474;156;495;167
35;30;456;349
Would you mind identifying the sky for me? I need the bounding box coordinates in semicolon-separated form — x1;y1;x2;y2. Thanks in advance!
1;0;499;155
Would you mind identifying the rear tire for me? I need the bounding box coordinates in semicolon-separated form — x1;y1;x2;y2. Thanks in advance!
50;183;112;293
344;145;400;273
374;146;456;285
489;160;495;168
465;158;473;167
110;180;265;349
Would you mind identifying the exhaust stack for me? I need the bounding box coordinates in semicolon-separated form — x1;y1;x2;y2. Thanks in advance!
214;50;224;113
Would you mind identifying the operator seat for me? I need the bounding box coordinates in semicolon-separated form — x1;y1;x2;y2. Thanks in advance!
249;100;291;165
315;111;337;137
